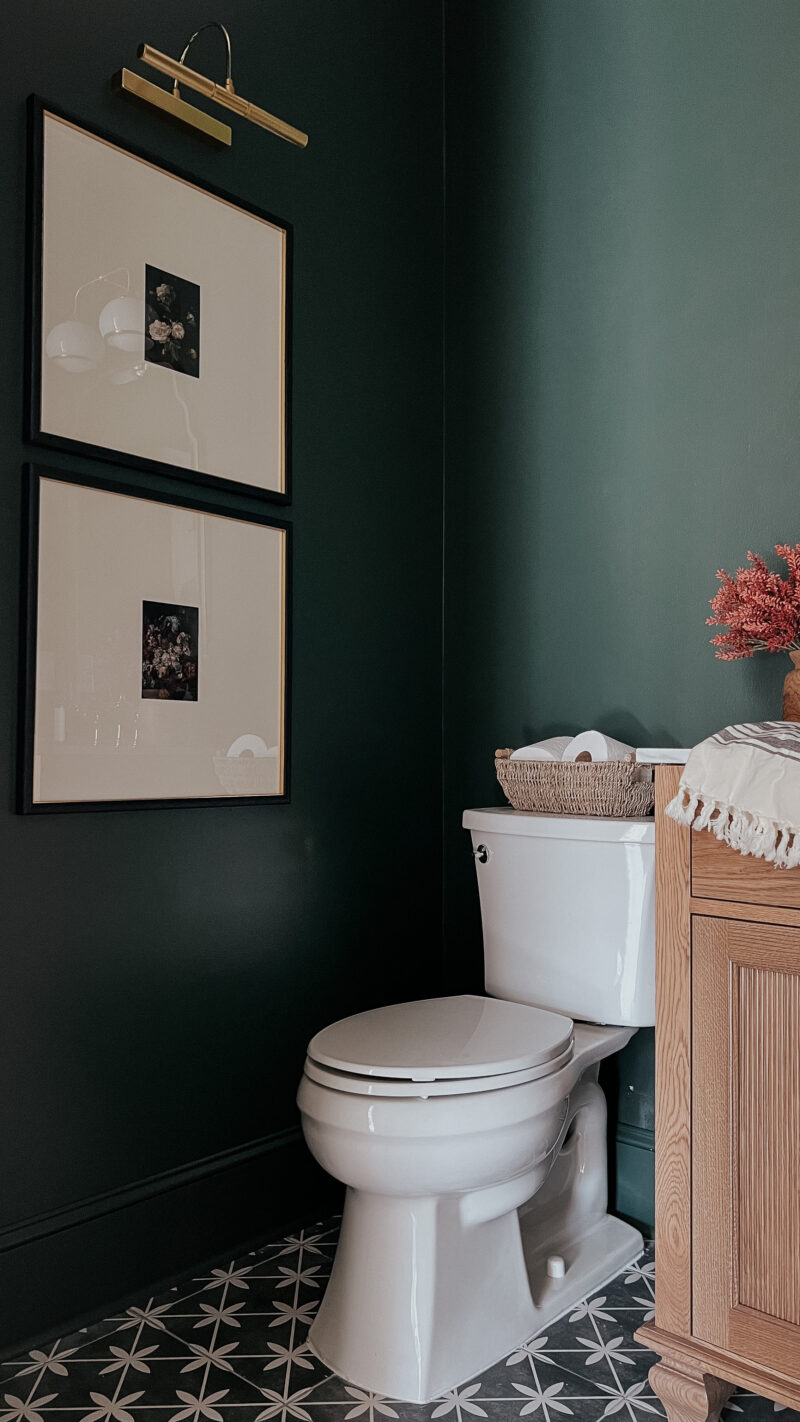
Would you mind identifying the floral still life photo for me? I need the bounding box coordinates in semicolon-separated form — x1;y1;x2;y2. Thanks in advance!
141;601;199;701
144;265;200;378
707;542;800;720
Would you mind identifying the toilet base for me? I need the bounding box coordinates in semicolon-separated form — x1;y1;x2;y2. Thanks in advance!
308;1181;543;1406
308;1199;643;1405
521;1209;643;1333
306;1067;644;1404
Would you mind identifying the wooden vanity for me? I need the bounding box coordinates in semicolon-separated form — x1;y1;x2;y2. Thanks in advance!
636;764;800;1420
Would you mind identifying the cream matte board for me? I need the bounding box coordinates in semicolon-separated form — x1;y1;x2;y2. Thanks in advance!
37;111;287;497
30;475;287;806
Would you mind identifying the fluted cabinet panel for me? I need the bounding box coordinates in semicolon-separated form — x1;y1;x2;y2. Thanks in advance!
738;965;800;1326
692;917;800;1375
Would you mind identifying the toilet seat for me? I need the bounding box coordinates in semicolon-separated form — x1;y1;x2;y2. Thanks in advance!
303;1038;574;1097
305;994;574;1098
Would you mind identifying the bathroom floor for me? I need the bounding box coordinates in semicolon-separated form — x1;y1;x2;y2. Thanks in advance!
1;1219;795;1422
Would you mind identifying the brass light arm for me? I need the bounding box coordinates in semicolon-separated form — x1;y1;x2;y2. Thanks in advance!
177;22;234;92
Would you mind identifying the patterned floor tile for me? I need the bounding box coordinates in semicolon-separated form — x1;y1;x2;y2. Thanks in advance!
725;1396;794;1420
2;1225;797;1422
470;1346;661;1415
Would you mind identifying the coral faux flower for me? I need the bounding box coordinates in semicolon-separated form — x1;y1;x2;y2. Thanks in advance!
708;543;800;659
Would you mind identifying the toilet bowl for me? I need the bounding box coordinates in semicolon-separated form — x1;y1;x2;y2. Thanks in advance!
297;810;655;1403
298;997;640;1402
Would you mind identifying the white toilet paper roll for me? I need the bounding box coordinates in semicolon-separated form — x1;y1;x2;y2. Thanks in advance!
510;736;572;762
562;730;634;763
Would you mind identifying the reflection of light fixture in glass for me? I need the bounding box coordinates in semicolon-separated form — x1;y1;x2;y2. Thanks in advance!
45;319;104;373
45;268;138;375
99;295;145;352
108;361;148;385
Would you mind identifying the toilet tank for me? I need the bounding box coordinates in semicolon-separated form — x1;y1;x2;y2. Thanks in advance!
463;808;655;1027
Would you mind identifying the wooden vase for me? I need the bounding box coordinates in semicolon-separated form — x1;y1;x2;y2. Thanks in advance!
782;650;800;721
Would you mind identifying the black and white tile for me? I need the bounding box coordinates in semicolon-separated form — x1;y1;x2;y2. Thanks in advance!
1;1223;796;1422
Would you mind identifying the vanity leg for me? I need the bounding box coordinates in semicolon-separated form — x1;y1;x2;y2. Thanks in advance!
649;1358;734;1422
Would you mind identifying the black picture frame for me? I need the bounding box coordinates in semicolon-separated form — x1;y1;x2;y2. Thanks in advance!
19;463;292;814
26;97;293;505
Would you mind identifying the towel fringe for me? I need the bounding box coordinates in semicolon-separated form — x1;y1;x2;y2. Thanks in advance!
665;787;800;870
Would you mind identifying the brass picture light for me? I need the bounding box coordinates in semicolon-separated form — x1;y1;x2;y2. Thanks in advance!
114;21;308;149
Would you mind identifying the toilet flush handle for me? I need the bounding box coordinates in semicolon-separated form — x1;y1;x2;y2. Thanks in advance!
472;844;491;864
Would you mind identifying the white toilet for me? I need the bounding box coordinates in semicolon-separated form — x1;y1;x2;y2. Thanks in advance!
297;807;655;1404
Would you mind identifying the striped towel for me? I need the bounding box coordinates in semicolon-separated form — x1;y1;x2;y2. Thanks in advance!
666;722;800;869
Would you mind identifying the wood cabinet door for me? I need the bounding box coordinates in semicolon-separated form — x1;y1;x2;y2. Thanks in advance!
692;916;800;1373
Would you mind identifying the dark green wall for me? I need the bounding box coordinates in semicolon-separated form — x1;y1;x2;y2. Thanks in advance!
444;0;800;1227
0;0;444;1351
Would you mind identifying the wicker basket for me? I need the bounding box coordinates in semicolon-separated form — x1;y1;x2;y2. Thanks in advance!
495;748;654;818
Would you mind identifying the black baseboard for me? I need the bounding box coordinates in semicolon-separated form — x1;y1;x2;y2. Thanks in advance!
0;1128;342;1359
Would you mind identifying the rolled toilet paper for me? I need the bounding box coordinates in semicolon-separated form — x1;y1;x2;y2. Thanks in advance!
562;730;634;763
510;736;573;761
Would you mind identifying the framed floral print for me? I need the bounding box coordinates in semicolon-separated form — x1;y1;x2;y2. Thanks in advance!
27;99;291;503
20;465;291;812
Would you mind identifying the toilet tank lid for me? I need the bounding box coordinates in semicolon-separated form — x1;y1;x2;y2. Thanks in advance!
462;807;654;843
307;994;573;1081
